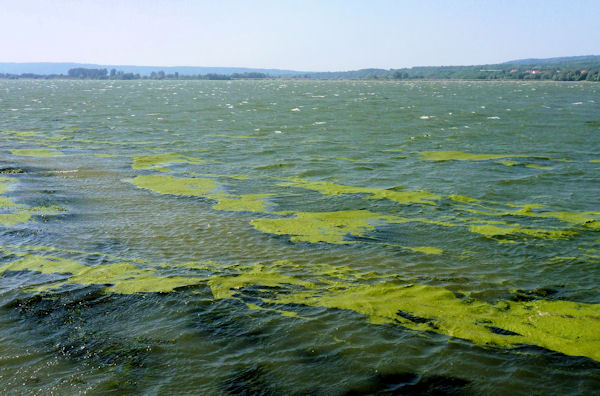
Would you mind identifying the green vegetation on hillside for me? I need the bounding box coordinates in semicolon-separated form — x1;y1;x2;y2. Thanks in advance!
1;56;599;81
298;55;600;81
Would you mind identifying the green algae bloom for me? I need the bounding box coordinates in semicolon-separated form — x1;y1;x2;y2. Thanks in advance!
0;177;12;194
468;223;577;239
0;197;18;208
11;148;63;157
63;262;204;294
449;194;481;203
204;262;600;362
130;175;272;213
403;246;444;255
211;193;273;213
0;255;85;275
208;268;314;300
0;210;32;226
130;175;219;196
3;248;600;363
128;171;589;244
131;152;204;170
250;210;385;244
512;208;600;230
0;178;37;226
280;178;440;205
0;253;205;294
419;150;553;162
456;201;600;231
497;160;518;167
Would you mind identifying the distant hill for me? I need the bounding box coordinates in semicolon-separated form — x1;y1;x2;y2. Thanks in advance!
1;56;599;81
503;55;600;65
294;55;600;81
0;62;301;77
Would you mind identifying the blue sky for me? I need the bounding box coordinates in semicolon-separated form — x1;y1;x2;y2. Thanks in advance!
2;0;599;71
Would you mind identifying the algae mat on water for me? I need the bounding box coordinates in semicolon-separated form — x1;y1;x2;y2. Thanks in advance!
10;148;63;157
2;80;600;393
129;172;594;246
1;250;599;362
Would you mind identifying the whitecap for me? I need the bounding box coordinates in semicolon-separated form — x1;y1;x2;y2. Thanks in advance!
291;108;301;112
274;130;282;134
487;116;500;120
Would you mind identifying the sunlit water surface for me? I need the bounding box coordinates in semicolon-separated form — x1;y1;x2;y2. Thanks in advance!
1;80;599;394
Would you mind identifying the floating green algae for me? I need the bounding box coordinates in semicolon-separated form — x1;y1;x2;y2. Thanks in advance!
448;194;481;203
249;209;447;251
455;200;600;231
250;210;386;244
0;253;205;294
0;210;32;226
61;263;204;294
279;178;440;205
0;197;18;208
468;223;577;239
403;246;444;255
10;148;63;157
130;175;219;196
204;262;600;362
524;164;551;170
0;178;31;225
0;177;13;195
93;153;119;158
129;171;586;244
512;208;600;230
4;249;600;362
130;175;273;213
249;205;574;245
0;255;85;275
497;160;518;167
211;193;273;213
419;150;553;162
131;152;204;170
208;268;315;300
190;173;252;181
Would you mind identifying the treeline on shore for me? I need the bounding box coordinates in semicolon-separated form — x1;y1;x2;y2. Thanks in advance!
298;56;600;81
2;56;600;81
299;66;600;81
0;68;269;81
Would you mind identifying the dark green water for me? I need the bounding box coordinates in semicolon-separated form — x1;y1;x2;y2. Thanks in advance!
1;80;599;394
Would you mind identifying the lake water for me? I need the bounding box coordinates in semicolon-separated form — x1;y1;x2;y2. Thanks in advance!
1;80;599;394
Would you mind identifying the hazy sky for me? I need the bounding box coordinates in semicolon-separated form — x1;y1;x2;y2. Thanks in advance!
2;0;599;71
